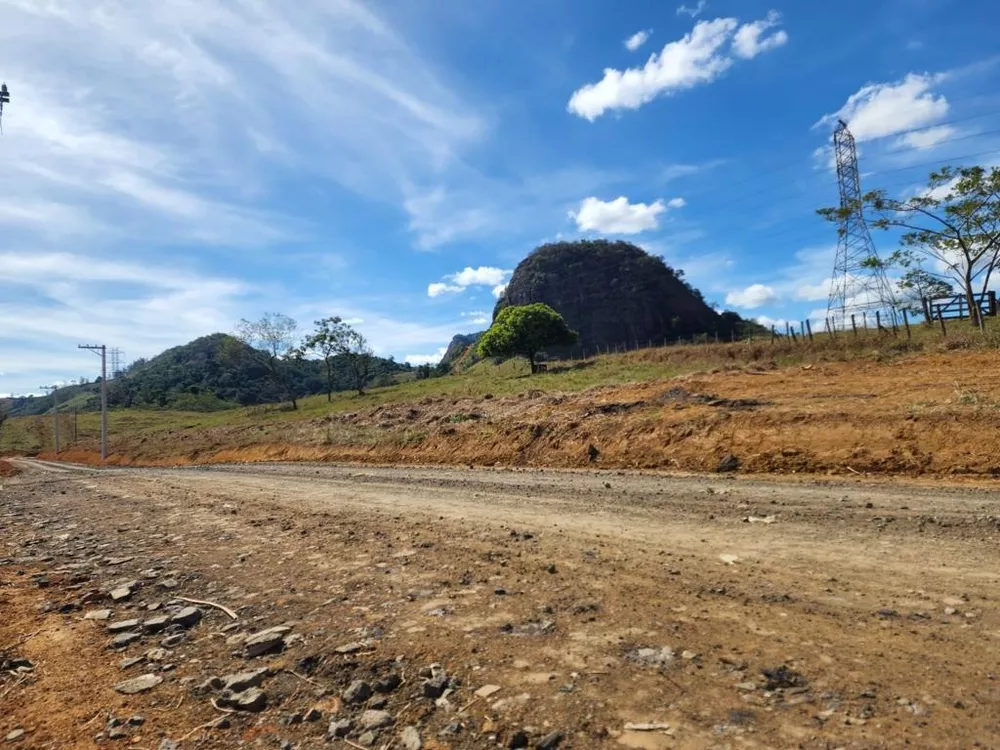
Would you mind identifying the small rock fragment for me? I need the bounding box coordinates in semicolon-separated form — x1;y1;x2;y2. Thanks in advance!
399;726;422;750
128;716;145;727
327;719;352;739
170;607;203;628
244;626;290;657
359;710;394;730
219;687;267;712
475;684;502;699
374;673;402;693
537;730;563;750
716;454;740;473
142;615;171;634
508;730;529;749
109;632;143;649
222;669;269;692
84;609;113;621
107;619;141;634
5;729;25;743
158;741;179;750
115;674;163;695
422;674;449;699
109;584;136;602
358;732;376;747
344;679;373;704
160;633;186;648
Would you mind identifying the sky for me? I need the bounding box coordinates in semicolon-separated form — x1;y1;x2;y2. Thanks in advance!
2;0;1000;395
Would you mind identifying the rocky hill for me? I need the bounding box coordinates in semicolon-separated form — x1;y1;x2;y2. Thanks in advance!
438;332;484;372
494;240;755;353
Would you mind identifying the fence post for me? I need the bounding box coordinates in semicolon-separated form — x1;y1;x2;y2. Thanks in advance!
990;290;998;317
938;306;947;337
805;319;814;343
902;309;911;340
785;322;791;338
862;311;868;331
851;314;858;337
790;326;798;343
771;325;777;343
876;310;882;332
922;297;931;322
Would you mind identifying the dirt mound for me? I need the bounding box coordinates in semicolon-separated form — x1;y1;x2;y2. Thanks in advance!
0;459;21;476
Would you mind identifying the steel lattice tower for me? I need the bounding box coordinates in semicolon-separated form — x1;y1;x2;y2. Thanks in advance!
827;120;897;326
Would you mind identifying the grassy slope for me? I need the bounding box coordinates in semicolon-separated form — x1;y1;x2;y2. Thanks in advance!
5;321;999;476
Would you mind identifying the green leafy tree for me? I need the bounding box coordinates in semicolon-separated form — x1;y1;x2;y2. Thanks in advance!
342;329;374;395
477;303;578;374
235;313;301;409
301;317;349;402
819;165;1000;330
898;266;955;319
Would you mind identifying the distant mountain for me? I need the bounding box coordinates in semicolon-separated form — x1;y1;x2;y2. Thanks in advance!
9;333;409;415
495;240;763;352
438;332;484;372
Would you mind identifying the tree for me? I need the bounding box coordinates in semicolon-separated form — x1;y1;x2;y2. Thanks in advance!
301;317;349;402
897;266;955;320
819;165;1000;330
477;303;578;373
235;313;301;409
342;329;374;396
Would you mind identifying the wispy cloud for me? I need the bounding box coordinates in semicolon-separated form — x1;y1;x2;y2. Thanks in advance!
624;29;652;52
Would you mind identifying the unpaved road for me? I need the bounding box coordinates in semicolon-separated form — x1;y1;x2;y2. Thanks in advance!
2;460;999;749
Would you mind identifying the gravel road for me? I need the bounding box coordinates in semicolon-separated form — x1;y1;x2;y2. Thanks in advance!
2;459;999;748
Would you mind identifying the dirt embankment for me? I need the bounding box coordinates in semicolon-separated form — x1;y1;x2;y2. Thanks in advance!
42;351;1000;479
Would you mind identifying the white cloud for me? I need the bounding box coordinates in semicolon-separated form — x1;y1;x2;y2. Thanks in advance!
568;15;786;120
731;11;788;59
428;282;463;297
492;284;508;298
895;124;956;151
571;196;683;234
815;73;949;143
625;29;652;52
427;266;512;298
677;1;708;17
754;315;787;329
725;283;778;309
404;348;448;366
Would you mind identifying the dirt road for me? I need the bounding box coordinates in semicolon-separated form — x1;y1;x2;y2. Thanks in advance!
2;460;999;748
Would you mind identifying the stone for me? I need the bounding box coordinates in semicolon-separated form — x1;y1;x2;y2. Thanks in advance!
114;674;163;695
369;696;388;710
475;684;502;699
5;729;25;742
158;741;179;750
170;607;203;628
359;710;394;730
716;454;740;473
145;648;169;662
128;716;145;727
344;679;373;704
120;656;145;670
304;707;322;722
327;719;352;739
84;609;113;620
507;730;529;749
158;579;179;590
537;731;563;750
358;732;376;747
109;584;136;602
632;647;674;667
160;633;187;648
334;640;370;654
219;687;267;712
439;722;462;736
400;726;422;750
222;668;269;693
375;673;402;693
107;619;141;634
142;615;171;633
422;674;449;699
109;632;143;649
681;650;698;660
244;626;291;657
107;726;129;739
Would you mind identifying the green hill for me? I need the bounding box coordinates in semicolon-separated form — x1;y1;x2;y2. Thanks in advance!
8;333;409;416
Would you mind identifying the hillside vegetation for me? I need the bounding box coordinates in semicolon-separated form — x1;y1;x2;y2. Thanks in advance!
7;333;409;417
7;323;1000;479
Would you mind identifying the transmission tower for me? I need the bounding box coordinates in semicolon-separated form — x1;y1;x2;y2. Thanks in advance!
109;347;124;379
827;120;898;327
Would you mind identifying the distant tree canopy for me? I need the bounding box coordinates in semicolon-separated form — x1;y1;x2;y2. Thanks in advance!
478;303;578;373
235;313;301;409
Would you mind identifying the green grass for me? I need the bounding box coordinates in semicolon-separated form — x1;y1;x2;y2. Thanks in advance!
3;318;998;455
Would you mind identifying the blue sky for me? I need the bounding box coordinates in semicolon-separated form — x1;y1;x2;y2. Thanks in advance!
2;0;1000;395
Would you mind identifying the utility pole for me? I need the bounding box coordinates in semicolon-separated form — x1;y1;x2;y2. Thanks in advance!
39;385;60;454
78;344;108;461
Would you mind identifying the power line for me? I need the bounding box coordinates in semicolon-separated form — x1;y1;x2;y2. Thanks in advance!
78;345;108;461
